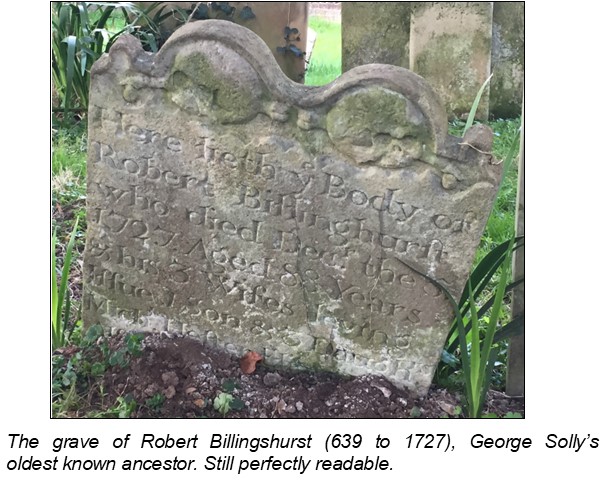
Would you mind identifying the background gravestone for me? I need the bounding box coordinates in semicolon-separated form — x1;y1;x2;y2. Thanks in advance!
342;2;412;72
410;2;493;120
491;2;525;118
84;20;502;395
136;2;309;82
342;2;524;119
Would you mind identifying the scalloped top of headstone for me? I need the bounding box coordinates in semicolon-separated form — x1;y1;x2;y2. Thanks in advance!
85;20;502;395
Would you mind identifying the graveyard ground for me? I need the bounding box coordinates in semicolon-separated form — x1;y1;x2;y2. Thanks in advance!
53;330;524;418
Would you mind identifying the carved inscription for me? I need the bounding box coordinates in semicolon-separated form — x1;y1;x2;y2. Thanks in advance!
84;21;501;395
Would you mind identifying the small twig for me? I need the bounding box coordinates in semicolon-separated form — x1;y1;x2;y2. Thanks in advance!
457;142;493;156
187;2;203;23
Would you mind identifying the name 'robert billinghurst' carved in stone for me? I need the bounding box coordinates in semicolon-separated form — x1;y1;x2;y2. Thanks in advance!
84;20;502;396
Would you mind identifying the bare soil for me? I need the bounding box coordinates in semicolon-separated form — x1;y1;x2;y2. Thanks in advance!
66;332;524;419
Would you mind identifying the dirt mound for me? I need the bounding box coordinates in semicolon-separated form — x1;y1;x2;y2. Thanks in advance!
77;332;524;418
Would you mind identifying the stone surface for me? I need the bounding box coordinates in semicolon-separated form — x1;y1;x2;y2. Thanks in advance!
491;2;524;118
84;20;502;396
342;2;412;72
341;2;523;120
410;2;493;120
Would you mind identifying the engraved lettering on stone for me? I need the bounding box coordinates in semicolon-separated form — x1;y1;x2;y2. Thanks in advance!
84;21;502;395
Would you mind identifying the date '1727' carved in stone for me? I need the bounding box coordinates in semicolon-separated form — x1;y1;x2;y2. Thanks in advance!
84;20;502;396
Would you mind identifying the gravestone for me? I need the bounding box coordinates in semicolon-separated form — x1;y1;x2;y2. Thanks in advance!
410;2;493;120
84;20;502;396
342;2;412;72
135;2;309;82
491;2;524;118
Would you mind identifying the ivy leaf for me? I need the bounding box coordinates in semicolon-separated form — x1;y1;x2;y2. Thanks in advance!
91;362;106;377
192;4;209;20
126;333;144;356
84;324;104;345
108;348;127;367
287;45;305;58
212;2;235;16
213;392;233;416
440;349;459;368
284;26;299;39
231;398;245;411
239;6;255;20
222;379;236;393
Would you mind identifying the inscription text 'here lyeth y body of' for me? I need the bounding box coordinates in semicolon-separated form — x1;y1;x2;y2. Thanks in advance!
84;20;502;395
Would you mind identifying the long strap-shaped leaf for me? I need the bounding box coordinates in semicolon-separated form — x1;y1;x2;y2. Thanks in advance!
447;277;524;353
493;314;524;344
476;237;514;409
53;218;79;350
462;74;493;136
445;236;524;347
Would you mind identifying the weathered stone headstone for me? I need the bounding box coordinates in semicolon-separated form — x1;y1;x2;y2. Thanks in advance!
84;20;502;395
342;2;412;72
491;2;524;118
410;2;493;120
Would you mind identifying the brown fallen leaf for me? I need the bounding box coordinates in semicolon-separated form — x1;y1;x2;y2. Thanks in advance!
240;351;263;374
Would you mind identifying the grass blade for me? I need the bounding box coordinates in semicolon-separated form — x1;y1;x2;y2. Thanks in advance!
478;238;514;384
438;283;474;417
467;278;481;415
63;35;77;111
447;278;523;354
51;229;59;348
462;73;492;136
54;218;79;350
493;314;524;344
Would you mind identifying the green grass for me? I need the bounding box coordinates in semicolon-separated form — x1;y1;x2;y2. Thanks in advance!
52;124;87;177
52;122;88;233
305;17;341;86
477;118;521;262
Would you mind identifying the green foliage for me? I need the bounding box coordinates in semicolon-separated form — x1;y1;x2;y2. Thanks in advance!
409;406;422;418
305;17;341;86
52;127;87;177
212;379;244;416
439;238;520;418
145;393;166;411
52;2;118;112
435;77;523;413
52;218;80;351
462;74;493;136
52;325;144;418
213;392;234;416
51;2;168;114
92;395;137;418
